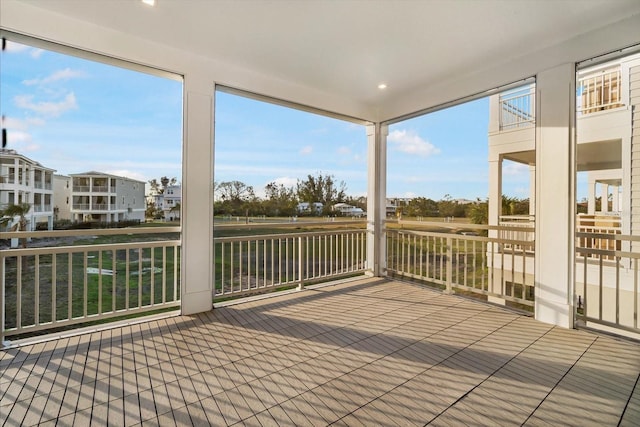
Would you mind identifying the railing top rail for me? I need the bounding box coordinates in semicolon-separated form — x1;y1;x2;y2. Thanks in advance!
387;228;534;246
389;219;535;233
214;228;365;243
1;226;180;239
576;231;640;242
0;238;181;256
214;219;366;230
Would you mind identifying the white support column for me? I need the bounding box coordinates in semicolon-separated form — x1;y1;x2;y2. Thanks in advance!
529;164;536;216
488;157;504;305
181;77;214;315
488;157;502;234
600;183;609;213
588;176;596;215
535;63;575;329
612;185;620;213
366;123;388;277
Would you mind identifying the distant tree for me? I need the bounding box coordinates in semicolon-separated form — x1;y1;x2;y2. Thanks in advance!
148;176;177;195
0;203;31;248
169;202;181;220
215;180;257;216
405;197;439;217
264;182;297;216
468;200;488;224
296;173;346;215
145;201;160;220
501;195;529;216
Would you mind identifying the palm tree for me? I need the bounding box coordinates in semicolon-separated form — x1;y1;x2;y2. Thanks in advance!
169;202;181;221
0;202;32;248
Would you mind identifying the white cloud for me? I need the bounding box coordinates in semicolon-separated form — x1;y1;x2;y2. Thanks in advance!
4;41;44;58
2;116;46;130
388;129;440;157
3;41;29;53
30;49;44;59
14;92;78;117
337;146;351;155
503;162;529;176
300;145;313;155
272;176;298;188
5;131;40;153
23;68;86;86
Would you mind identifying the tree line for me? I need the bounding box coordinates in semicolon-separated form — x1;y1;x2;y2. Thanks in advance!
144;173;530;222
214;173;365;217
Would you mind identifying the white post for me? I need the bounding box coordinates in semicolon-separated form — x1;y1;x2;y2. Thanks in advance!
535;63;575;329
366;123;388;277
600;183;609;213
588;176;596;215
529;164;536;216
488;157;504;304
612;185;620;213
488;157;502;233
181;76;215;315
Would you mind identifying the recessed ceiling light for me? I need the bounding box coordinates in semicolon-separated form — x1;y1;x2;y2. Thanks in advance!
378;83;387;90
142;0;155;6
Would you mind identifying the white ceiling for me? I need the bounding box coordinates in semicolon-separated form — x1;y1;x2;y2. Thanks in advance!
7;0;640;121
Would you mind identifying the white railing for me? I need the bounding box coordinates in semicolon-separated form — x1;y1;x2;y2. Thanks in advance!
577;214;621;260
499;86;535;130
576;232;639;335
1;227;180;342
577;68;623;115
73;203;90;210
386;226;535;307
214;229;367;297
73;185;90;192
499;215;535;251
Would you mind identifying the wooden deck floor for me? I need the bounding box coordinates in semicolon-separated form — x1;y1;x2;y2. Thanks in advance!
1;278;639;426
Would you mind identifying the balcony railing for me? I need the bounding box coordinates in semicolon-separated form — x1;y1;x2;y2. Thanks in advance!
577;214;621;260
387;225;535;307
215;229;367;297
577;68;623;115
576;232;640;335
72;203;90;210
499;86;535;130
0;227;181;341
73;185;90;192
1;226;368;342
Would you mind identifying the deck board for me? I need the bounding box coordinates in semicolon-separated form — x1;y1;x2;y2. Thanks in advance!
1;277;639;426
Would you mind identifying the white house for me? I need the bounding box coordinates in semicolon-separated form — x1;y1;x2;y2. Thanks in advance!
70;171;146;223
487;51;640;337
0;149;55;232
297;202;323;215
152;184;182;221
332;202;365;217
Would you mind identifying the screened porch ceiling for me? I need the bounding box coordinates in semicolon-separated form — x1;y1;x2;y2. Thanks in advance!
5;0;640;122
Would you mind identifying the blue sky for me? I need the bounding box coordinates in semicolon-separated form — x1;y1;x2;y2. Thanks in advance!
2;39;533;201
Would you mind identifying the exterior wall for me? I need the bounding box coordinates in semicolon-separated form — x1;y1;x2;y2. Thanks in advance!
0;149;55;231
53;175;72;221
114;177;145;221
162;185;182;220
70;173;145;222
